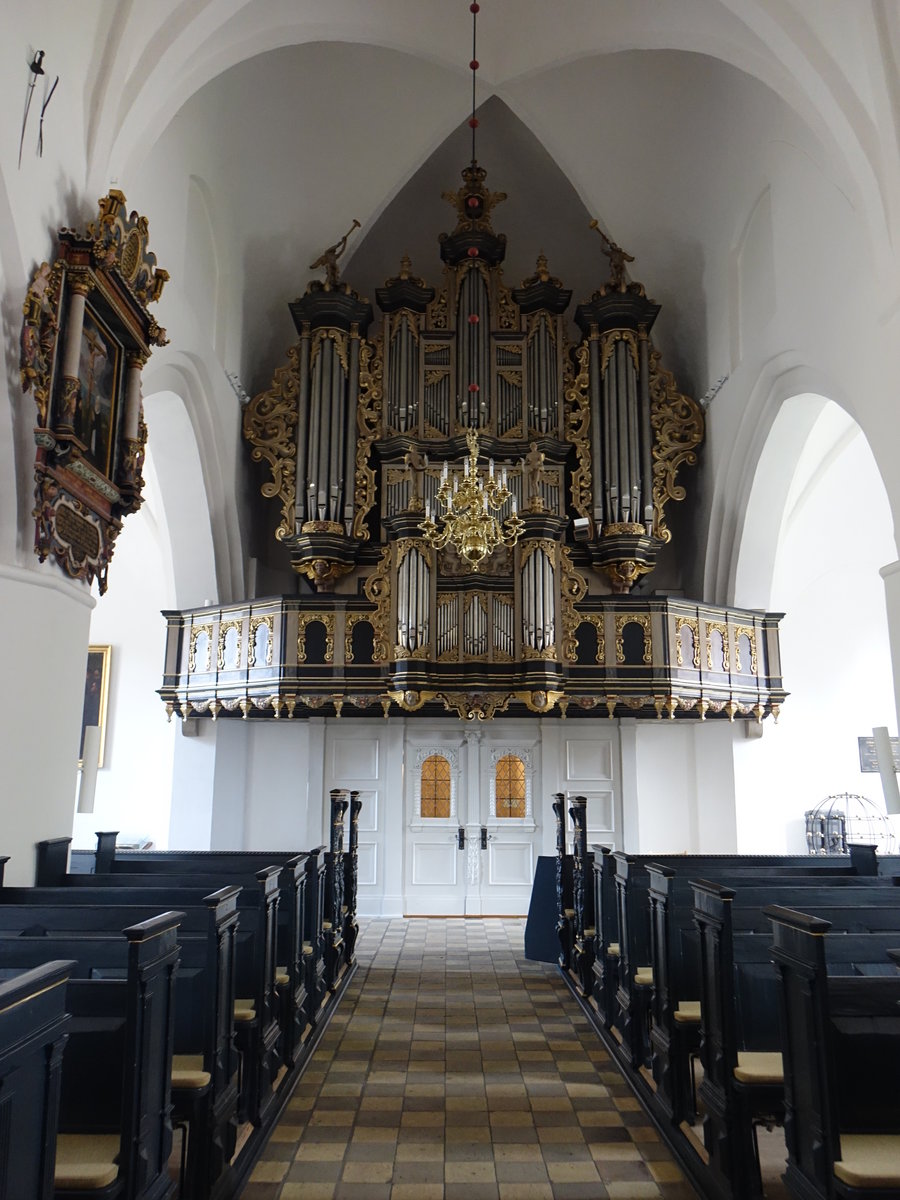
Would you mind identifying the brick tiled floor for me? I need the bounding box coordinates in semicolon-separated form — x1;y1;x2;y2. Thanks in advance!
240;918;697;1200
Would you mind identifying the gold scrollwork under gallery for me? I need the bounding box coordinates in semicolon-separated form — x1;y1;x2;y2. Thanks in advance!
615;614;653;665
705;620;730;671
675;616;701;669
297;612;336;664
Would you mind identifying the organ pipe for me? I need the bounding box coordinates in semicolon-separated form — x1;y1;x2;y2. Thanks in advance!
639;336;653;530
345;336;360;529
294;326;311;524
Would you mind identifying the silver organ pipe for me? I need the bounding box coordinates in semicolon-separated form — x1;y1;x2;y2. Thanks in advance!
294;326;311;524
616;341;630;522
457;270;490;428
625;341;640;527
590;338;603;525
306;345;322;522
543;552;555;650
541;319;553;433
535;552;544;651
345;336;360;529
640;336;653;531
329;341;343;521
607;347;619;522
398;322;409;432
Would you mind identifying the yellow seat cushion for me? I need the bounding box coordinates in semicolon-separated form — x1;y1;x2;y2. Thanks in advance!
674;1001;702;1024
302;941;314;955
276;966;290;986
171;1053;211;1090
564;908;575;918
733;1051;783;1084
634;966;654;987
835;1134;900;1188
322;920;333;931
607;942;620;957
234;998;256;1022
584;926;596;937
55;1133;120;1190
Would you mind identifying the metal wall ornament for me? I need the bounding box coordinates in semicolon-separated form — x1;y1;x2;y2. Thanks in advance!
21;190;168;593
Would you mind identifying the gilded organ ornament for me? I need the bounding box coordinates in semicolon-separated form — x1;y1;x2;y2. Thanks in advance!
194;161;785;722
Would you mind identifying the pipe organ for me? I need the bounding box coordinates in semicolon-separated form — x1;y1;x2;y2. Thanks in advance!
162;162;786;723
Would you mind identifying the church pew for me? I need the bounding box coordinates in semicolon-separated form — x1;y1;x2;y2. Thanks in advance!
647;866;900;1125
0;889;241;1199
767;907;900;1200
583;843;888;1029
0;913;183;1200
0;873;283;1129
0;960;74;1200
606;852;897;1071
693;882;900;1200
39;837;337;1038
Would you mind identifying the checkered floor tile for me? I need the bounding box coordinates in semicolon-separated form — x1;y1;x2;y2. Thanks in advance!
240;918;697;1200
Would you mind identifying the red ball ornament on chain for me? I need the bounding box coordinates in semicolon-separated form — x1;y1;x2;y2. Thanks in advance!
468;383;480;393
470;2;480;11
468;117;479;129
468;314;479;325
470;59;479;70
467;245;479;258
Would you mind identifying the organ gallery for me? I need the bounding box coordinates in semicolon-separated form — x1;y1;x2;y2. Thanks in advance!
160;160;785;725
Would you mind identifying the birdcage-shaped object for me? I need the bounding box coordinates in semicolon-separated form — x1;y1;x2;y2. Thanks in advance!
805;792;896;856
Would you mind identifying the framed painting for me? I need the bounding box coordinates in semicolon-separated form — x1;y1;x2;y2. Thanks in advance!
80;644;111;768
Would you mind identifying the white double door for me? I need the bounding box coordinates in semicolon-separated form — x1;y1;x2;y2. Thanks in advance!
403;723;542;916
319;717;621;918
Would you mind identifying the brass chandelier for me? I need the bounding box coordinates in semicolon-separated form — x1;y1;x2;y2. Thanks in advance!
420;430;524;569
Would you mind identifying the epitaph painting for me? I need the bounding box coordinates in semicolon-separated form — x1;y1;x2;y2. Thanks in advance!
20;190;168;593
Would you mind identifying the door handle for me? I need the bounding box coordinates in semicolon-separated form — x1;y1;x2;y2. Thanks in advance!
457;827;466;850
480;826;488;850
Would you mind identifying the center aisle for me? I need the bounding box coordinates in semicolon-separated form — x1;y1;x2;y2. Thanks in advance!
240;918;697;1200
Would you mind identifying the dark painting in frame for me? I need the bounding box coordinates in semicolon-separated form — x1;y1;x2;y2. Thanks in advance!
80;644;111;768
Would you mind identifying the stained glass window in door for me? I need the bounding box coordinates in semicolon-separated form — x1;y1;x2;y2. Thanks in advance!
495;754;526;818
420;754;451;818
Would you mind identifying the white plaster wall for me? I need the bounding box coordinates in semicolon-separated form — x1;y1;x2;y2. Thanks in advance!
733;408;897;852
626;721;738;854
73;476;177;850
0;568;94;884
243;721;313;851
